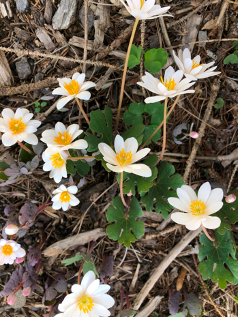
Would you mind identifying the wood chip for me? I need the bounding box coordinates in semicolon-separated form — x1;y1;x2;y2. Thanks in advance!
35;28;55;50
0;51;14;86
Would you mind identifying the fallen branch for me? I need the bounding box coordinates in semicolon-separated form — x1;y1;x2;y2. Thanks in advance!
135;296;164;317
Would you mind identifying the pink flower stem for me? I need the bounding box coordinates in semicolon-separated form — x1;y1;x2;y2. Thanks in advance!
120;172;128;208
17;141;35;156
158;97;168;162
202;224;215;241
75;97;90;124
68;156;95;161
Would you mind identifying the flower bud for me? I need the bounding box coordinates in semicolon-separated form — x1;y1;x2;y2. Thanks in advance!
15;257;25;264
22;286;31;297
7;294;16;305
127;190;133;197
5;224;19;235
225;194;236;203
190;131;199;139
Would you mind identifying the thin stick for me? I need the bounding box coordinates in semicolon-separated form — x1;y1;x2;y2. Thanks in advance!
202;224;214;241
83;0;88;73
158;97;168;162
68;156;95;161
140;95;180;149
115;19;139;134
17;141;35;156
75;97;90;124
120;172;128;207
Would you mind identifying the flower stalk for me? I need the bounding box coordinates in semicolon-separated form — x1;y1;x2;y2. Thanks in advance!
120;172;128;208
158;97;168;162
68;156;95;161
75;97;90;124
115;19;139;134
17;141;35;156
202;224;215;241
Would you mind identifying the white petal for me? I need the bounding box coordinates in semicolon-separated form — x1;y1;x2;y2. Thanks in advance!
137;81;160;94
55;122;67;134
52;200;62;210
57;96;74;110
184;58;193;74
76;73;86;86
62;139;88;151
114;135;125;154
92;303;110;317
93;294;115;309
71;284;84;296
205;188;223;206
186;220;202;230
98;143;118;165
68;186;78;194
123;164;152;177
206;201;223;215
2;133;17;146
164;66;175;81
190;65;203;76
202;216;221;229
124;137;138;155
177;188;191;206
24;133;38;145
72;72;81;81
21;113;33;124
80;81;96;92
198;182;211;203
15;247;26;258
76;91;91;100
173;52;185;71
158;82;168;94
2;108;14;123
171;212;194;225
81;271;96;293
141;0;155;12
86;279;100;295
52;87;68;96
167;197;190;212
69;196;80;206
181;185;197;202
172;70;184;84
106;163;123;173
145;96;166;103
62;202;69;211
131;148;150;164
63;304;81;317
183;48;191;60
90;285;110;297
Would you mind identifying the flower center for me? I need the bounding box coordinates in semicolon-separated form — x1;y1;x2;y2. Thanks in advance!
116;148;132;166
64;79;80;95
140;0;144;9
9;117;26;135
50;153;65;169
160;77;176;91
2;244;13;256
190;200;206;216
54;132;72;145
59;191;71;203
78;295;94;314
191;59;203;71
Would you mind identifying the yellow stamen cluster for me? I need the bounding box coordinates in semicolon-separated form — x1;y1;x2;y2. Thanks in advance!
2;244;13;256
116;148;132;166
9;117;26;134
59;191;71;203
50;153;65;169
191;59;203;71
54;132;72;145
190;200;206;216
78;295;94;314
64;79;80;95
160;76;176;91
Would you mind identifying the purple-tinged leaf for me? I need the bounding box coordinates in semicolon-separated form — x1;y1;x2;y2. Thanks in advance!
19;201;38;227
54;278;67;293
30;156;39;170
1;266;24;296
168;291;180;315
32;142;45;156
27;247;41;266
4;204;16;216
45;287;57;301
100;254;114;282
183;292;203;316
23;262;38;292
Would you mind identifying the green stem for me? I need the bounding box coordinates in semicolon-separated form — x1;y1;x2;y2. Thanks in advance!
115;19;139;135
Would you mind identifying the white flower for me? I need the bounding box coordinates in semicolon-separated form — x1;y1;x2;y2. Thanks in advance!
52;72;96;110
98;135;152;177
42;148;68;183
0;108;41;146
52;185;80;211
41;122;88;153
5;224;19;235
119;0;171;20
0;239;26;265
54;270;115;317
173;48;221;81
137;67;195;103
168;182;223;231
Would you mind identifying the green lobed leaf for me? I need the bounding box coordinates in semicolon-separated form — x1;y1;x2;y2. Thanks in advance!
106;196;144;247
0;171;8;180
19;143;35;163
83;261;98;276
214;189;238;235
66;160;75;175
121;123;145;145
41;102;47;107
35;101;40;107
61;254;84;266
127;45;141;69
85;105;113;152
224;54;238;65
0;161;10;169
142;125;161;145
141;162;184;218
123;103;144;126
214;98;224;109
198;229;238;289
68;149;90;176
144;48;168;74
116;155;158;195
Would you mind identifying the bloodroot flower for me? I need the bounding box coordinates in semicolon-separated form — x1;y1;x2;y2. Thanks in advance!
0;239;26;265
52;73;96;110
168;182;223;231
137;67;195;103
41;122;88;152
119;0;171;20
0;108;41;146
42;148;68;183
173;48;221;81
98;135;152;177
55;270;115;317
52;185;79;211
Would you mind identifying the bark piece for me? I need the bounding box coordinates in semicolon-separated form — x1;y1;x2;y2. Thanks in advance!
44;0;53;25
16;0;29;13
35;28;55;50
43;228;106;256
181;14;203;51
79;6;94;31
93;0;110;49
14;27;31;41
15;56;31;80
0;1;12;18
0;51;14;86
52;0;77;30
